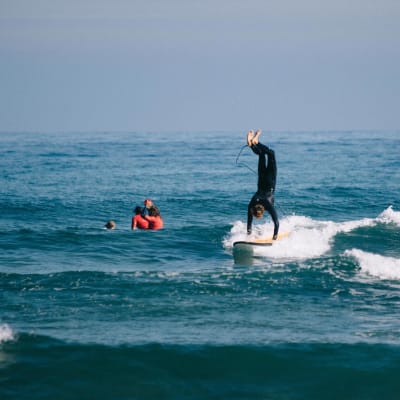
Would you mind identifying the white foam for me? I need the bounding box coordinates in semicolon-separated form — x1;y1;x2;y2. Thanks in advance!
0;324;14;344
224;215;337;259
224;207;398;260
345;249;400;280
377;205;400;226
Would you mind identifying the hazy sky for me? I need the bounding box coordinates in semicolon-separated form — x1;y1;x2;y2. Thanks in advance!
1;0;399;132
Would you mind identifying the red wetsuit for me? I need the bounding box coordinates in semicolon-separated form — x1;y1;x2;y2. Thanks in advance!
144;215;164;230
132;215;149;230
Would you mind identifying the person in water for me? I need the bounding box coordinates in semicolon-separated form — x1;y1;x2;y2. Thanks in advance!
105;220;116;230
131;206;149;230
142;198;154;216
246;129;279;239
144;205;164;230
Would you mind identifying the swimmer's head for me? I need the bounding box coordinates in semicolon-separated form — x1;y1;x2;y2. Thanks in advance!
144;198;153;208
105;220;116;230
134;206;143;215
148;205;160;217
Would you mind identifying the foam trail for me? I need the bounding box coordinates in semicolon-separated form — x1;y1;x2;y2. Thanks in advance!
224;215;338;260
224;207;397;260
345;249;400;280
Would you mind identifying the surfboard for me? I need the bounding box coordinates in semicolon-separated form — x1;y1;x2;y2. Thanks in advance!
233;231;290;250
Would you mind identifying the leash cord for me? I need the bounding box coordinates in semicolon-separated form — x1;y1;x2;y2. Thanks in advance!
235;145;257;175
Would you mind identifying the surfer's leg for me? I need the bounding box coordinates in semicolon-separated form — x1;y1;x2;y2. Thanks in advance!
256;152;268;192
265;147;277;184
251;143;271;191
251;143;276;191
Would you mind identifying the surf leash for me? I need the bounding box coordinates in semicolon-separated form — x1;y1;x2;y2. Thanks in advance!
235;145;257;174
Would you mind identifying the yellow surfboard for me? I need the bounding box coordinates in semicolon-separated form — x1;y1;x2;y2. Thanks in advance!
233;231;290;249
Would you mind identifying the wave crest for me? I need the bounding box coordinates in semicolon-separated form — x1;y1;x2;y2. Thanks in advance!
0;324;14;344
345;249;400;280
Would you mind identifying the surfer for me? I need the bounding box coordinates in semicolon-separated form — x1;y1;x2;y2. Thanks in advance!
246;130;279;239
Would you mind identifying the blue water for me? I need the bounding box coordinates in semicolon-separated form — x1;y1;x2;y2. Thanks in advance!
1;131;400;399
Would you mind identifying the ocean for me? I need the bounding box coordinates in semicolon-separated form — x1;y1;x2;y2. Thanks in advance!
1;130;399;399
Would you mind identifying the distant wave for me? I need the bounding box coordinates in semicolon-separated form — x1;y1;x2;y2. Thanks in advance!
2;332;400;400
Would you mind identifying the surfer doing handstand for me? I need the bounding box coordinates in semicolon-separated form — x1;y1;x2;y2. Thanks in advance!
247;130;279;239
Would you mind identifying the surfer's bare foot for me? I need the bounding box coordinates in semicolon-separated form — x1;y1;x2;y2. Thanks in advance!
252;130;261;145
247;130;254;146
273;234;278;240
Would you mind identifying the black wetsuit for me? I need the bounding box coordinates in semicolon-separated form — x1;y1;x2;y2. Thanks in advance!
247;142;279;237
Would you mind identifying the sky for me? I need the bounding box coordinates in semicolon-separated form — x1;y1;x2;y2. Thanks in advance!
0;0;399;132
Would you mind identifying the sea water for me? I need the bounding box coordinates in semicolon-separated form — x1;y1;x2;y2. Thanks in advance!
1;131;399;399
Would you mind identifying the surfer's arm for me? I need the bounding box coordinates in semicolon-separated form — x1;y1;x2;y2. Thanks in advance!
247;205;253;234
270;207;279;239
